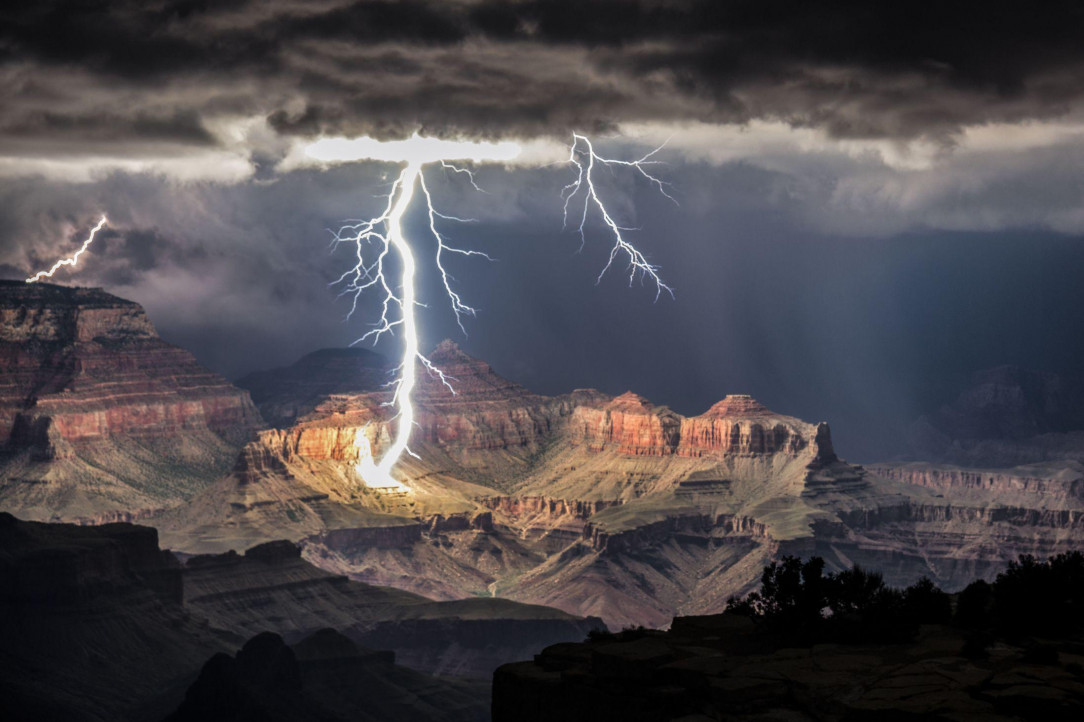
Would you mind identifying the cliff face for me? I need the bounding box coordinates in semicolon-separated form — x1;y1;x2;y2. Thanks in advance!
678;396;834;460
170;341;1084;630
570;392;682;455
0;282;260;447
568;392;835;462
0;282;263;522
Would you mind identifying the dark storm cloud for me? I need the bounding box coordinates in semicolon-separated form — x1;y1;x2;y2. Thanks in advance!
4;1;1084;466
3;0;1084;155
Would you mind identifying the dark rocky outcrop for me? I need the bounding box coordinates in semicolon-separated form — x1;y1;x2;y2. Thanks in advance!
166;630;486;722
1;513;585;721
494;614;1084;721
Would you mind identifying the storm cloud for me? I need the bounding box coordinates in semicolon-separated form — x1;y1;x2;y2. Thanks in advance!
2;1;1084;460
3;1;1084;156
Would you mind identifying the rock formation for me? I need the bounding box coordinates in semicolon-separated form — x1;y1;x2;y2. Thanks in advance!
906;365;1084;465
236;347;390;428
0;282;262;522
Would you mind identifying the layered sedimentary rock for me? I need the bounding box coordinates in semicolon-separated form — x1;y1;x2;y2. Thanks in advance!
0;283;263;523
679;395;836;460
12;297;1084;634
570;392;681;455
169;342;869;627
159;342;1084;628
0;282;260;447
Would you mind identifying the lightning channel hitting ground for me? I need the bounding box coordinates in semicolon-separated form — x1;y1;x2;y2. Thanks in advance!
315;134;673;490
26;215;108;284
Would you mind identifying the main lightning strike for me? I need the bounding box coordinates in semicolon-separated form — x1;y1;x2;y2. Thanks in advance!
316;133;672;491
26;215;109;284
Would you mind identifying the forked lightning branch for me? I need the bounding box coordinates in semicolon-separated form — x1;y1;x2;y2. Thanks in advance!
305;133;675;491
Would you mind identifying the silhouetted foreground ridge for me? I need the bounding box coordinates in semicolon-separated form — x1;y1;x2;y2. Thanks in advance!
494;553;1084;721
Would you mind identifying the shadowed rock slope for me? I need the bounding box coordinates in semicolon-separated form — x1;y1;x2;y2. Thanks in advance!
1;513;599;721
164;630;486;722
180;537;603;679
0;282;263;523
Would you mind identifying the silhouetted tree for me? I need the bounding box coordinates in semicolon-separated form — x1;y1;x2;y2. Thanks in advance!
955;579;994;630
902;576;952;625
994;551;1084;637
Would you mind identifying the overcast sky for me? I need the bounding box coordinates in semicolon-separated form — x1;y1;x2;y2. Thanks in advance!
3;1;1084;460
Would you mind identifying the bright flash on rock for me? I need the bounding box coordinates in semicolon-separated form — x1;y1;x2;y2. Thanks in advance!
353;427;407;492
306;132;674;491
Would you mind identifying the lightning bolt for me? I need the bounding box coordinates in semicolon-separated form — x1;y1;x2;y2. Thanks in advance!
562;133;676;300
26;215;109;284
322;133;672;490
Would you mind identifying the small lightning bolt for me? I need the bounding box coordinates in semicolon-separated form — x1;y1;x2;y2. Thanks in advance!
26;215;109;284
319;133;672;490
562;133;676;300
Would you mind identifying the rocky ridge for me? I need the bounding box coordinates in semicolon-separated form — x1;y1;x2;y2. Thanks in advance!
0;282;262;521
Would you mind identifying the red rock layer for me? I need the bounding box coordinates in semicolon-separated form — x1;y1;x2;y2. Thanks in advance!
569;392;681;455
0;282;261;450
569;391;835;462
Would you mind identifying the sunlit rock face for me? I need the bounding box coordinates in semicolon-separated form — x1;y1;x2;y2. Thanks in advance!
570;392;682;455
0;281;262;521
678;395;830;459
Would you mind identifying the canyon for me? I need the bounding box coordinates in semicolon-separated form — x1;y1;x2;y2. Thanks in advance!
158;341;1084;629
4;284;1084;634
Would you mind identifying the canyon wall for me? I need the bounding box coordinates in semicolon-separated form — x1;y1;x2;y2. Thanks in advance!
0;282;263;521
